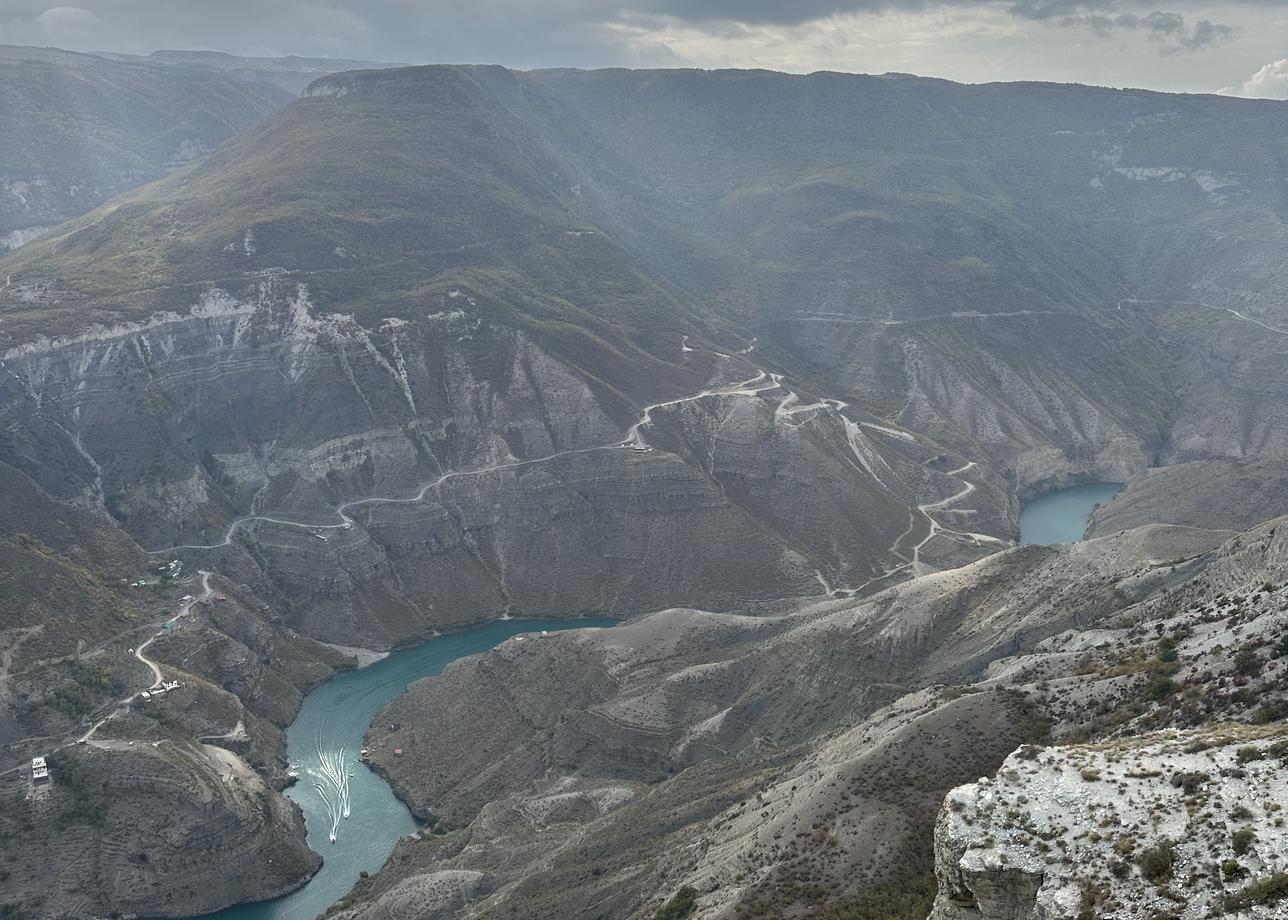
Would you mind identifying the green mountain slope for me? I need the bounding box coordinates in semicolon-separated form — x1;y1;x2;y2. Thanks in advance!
0;65;724;398
10;64;1288;396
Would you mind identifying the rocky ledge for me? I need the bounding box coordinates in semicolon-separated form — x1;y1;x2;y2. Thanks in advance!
930;726;1288;920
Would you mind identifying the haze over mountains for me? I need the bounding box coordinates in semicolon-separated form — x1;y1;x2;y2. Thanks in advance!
1;49;1288;920
6;64;1288;630
0;44;398;253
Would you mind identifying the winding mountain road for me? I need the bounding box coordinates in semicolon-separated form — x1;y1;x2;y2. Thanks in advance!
145;344;1005;596
149;368;788;556
78;571;213;743
1115;297;1288;337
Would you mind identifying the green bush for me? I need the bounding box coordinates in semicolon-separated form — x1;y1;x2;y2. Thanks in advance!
1233;645;1262;677
655;886;698;920
1142;670;1178;701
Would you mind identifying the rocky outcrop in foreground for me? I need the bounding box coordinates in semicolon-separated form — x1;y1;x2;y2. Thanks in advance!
0;741;319;918
930;727;1288;920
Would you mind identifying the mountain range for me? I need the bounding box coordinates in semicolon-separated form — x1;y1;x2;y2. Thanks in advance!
1;56;1288;920
0;44;401;254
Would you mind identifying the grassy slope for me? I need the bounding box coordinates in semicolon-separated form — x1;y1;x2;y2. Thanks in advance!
5;66;1288;446
9;67;1288;317
0;462;150;664
0;65;720;400
506;69;1288;326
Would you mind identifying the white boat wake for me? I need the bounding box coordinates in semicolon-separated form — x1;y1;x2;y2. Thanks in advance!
312;743;356;843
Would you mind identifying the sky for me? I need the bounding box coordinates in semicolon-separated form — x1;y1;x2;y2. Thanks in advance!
2;1;1288;97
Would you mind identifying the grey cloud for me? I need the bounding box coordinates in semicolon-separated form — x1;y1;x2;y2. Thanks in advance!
1009;0;1117;20
637;1;901;25
1010;2;1238;52
635;0;1227;30
1180;18;1237;49
1137;10;1187;33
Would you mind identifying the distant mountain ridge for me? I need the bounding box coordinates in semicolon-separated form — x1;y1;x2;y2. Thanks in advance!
5;65;1288;629
97;47;404;93
0;44;402;252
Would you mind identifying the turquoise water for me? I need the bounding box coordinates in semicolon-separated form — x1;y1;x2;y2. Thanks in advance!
1019;482;1122;545
206;617;617;920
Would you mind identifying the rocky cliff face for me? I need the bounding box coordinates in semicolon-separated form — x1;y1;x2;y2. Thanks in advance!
1;272;1012;646
929;727;1288;920
9;66;1288;652
0;741;320;919
5;65;1288;919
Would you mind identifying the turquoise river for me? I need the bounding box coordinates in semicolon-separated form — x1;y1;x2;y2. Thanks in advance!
201;482;1114;918
205;617;617;920
1019;482;1123;545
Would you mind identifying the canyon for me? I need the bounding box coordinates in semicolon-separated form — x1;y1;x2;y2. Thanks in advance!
2;62;1288;919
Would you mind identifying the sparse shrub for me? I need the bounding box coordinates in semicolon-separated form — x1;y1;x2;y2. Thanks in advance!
655;886;698;920
1224;872;1288;911
1143;670;1179;702
1233;645;1262;678
1253;700;1288;724
1137;839;1175;883
1169;771;1208;794
1232;829;1256;856
1236;747;1264;765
